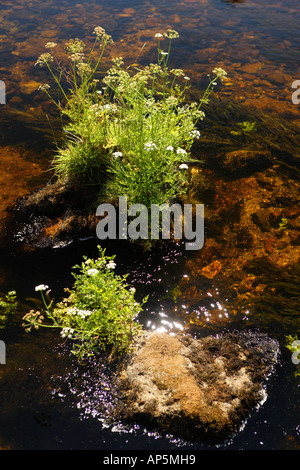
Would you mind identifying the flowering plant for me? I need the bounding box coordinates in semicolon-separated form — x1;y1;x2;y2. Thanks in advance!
22;247;146;360
35;27;226;211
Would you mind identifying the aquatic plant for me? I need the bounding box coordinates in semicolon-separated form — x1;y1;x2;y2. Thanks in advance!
278;216;288;231
243;258;300;334
22;247;147;360
230;121;257;136
35;27;227;208
0;291;18;329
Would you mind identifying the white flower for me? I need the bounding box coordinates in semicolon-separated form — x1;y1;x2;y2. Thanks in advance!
112;151;123;158
155;33;164;38
106;260;116;269
45;42;57;49
164;30;179;39
176;148;187;156
87;268;99;276
129;287;136;293
144;141;157;151
68;307;92;319
100;103;117;113
166;145;174;151
179;163;188;170
35;284;49;292
38;84;50;91
212;67;228;81
160;51;168;56
60;327;74;339
190;129;201;139
183;76;190;80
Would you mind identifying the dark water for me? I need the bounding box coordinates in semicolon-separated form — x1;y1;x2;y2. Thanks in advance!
0;0;300;451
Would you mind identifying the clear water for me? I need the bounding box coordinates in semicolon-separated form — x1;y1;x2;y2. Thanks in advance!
0;0;299;451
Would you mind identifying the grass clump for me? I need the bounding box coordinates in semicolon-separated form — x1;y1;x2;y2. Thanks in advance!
36;27;227;207
22;247;146;361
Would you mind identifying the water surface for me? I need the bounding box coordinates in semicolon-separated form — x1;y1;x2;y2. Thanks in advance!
0;0;300;451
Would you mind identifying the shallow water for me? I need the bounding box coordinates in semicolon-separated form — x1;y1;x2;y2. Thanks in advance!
0;0;300;451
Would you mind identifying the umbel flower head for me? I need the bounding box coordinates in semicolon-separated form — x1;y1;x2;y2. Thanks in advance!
35;53;53;67
164;29;180;39
212;67;228;81
45;42;57;49
35;284;49;291
93;26;114;44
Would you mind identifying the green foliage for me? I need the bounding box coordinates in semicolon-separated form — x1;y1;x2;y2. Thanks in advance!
230;121;257;136
0;291;18;329
36;27;227;208
22;247;146;360
278;216;288;231
286;335;300;377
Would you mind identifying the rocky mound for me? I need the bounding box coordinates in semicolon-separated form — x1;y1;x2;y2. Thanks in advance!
118;330;279;442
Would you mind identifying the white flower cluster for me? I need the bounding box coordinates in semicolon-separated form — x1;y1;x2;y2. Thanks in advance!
99;103;117;113
35;284;49;292
190;129;200;139
87;268;99;276
38;84;50;92
176;148;187;156
179;163;188;170
45;42;57;49
212;67;228;81
112;151;123;158
106;260;116;269
67;307;92;319
144;141;157;151
60;327;74;339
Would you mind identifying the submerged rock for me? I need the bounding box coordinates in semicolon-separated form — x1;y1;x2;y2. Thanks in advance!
221;149;273;178
118;330;279;442
5;180;98;250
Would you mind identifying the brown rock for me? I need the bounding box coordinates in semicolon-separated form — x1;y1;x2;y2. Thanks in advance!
119;330;279;442
201;260;222;279
221;149;273;177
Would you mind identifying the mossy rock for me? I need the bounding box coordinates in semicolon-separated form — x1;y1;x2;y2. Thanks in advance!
118;330;279;442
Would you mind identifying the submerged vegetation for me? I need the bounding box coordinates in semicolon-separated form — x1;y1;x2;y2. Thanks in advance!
243;258;300;334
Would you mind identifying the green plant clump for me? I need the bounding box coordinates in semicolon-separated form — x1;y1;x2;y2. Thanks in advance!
35;27;227;208
22;247;147;360
0;291;18;329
